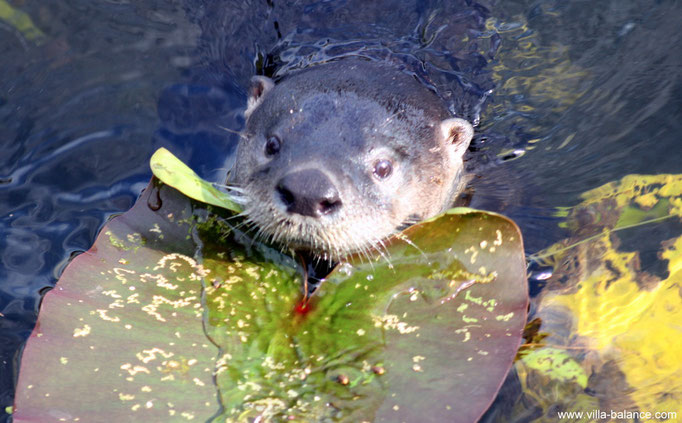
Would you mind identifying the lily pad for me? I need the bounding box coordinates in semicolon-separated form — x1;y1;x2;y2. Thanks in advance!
13;154;527;422
150;147;242;212
203;207;528;422
12;181;220;422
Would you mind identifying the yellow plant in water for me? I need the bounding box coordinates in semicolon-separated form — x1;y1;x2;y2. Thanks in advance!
535;174;682;418
0;1;45;43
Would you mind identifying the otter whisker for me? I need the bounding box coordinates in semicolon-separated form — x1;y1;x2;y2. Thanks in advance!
396;232;428;260
216;125;247;139
228;218;252;232
372;238;394;269
246;225;265;249
232;209;252;219
362;247;376;271
212;182;243;191
350;234;374;270
212;184;249;199
377;111;400;129
217;209;251;226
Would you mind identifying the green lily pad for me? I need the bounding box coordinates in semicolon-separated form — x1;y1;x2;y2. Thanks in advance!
14;155;527;422
150;147;242;212
203;206;528;422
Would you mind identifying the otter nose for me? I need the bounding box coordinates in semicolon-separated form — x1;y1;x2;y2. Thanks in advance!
276;169;342;217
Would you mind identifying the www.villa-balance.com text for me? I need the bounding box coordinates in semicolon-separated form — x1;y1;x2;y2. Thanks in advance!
557;410;678;420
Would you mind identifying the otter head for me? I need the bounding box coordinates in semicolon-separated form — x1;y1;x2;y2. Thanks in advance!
229;60;474;261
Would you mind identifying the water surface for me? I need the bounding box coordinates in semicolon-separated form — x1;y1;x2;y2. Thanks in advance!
1;0;680;420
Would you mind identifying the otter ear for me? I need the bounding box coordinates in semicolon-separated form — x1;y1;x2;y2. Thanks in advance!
441;117;474;158
245;76;275;119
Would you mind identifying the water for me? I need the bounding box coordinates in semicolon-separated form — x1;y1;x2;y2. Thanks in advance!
1;0;680;421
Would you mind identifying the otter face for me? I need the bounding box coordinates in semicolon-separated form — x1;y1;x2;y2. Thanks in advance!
229;61;473;261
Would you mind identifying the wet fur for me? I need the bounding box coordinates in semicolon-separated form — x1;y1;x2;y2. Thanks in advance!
229;59;472;261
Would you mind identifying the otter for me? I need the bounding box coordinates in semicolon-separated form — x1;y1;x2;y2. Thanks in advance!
229;58;474;265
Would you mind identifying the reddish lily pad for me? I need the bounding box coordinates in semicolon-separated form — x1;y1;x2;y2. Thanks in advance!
12;181;219;422
13;178;527;422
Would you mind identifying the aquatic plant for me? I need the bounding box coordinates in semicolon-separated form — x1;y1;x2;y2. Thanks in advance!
12;149;528;422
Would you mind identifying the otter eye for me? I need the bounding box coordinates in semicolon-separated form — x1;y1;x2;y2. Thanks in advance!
265;135;281;156
373;159;393;179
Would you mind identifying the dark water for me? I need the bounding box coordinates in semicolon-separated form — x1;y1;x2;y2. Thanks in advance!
1;0;680;421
